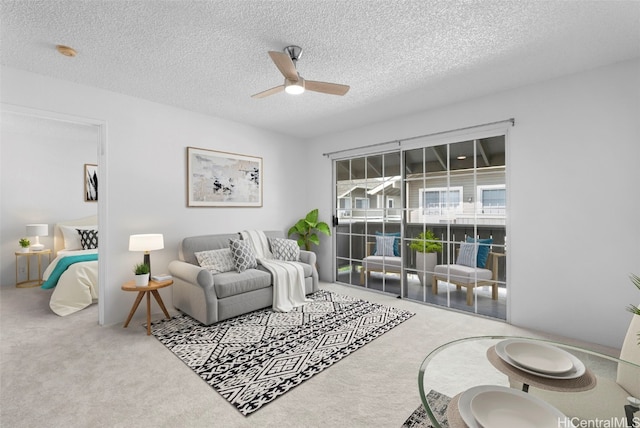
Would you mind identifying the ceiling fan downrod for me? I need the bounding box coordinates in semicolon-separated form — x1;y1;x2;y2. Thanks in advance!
284;45;302;66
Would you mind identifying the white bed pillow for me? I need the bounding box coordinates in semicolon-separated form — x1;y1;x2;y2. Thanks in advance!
59;225;97;250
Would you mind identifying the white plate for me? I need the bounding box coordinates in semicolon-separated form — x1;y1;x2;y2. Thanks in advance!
469;387;575;428
458;386;489;428
503;341;573;374
495;339;586;379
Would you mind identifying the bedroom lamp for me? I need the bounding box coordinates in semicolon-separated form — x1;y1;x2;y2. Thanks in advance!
26;224;48;251
128;234;164;275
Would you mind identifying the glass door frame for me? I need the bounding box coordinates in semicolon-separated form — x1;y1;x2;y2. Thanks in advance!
331;125;510;322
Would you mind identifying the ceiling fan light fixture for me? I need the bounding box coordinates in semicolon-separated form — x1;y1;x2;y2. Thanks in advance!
252;46;348;99
284;76;305;95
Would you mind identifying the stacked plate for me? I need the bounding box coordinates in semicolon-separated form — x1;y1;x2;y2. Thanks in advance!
495;339;586;379
458;385;576;428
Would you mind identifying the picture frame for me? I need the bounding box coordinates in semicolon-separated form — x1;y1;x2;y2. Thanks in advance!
84;163;98;202
187;147;262;207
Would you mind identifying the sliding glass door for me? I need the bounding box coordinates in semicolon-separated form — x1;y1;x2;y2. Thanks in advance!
334;152;402;294
403;137;507;319
333;135;507;320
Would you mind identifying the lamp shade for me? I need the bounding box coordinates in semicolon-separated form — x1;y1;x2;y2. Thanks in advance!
26;224;48;251
129;234;164;252
26;224;48;237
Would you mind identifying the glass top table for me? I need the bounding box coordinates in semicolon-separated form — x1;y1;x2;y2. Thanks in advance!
418;336;640;428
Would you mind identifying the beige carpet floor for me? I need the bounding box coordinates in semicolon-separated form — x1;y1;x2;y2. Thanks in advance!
0;282;617;428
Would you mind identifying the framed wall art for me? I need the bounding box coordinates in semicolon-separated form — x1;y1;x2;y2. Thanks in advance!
84;163;98;202
187;147;262;207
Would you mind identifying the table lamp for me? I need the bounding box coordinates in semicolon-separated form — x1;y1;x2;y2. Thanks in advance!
128;234;164;275
26;224;48;251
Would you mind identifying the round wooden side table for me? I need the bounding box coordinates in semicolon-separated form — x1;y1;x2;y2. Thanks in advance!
15;249;52;287
121;279;173;335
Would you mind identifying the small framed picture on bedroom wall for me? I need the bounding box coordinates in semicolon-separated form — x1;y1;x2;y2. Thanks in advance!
187;147;262;207
84;163;98;202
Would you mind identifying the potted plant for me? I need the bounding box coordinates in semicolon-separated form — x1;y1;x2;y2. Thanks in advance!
18;238;30;253
134;263;150;287
410;230;442;286
288;208;331;251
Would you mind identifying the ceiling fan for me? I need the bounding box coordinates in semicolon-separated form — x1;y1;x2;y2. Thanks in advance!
251;45;350;99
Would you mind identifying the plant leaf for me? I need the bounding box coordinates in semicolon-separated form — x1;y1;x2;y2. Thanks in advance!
309;233;320;246
295;219;308;234
305;209;319;225
316;222;331;236
627;304;640;316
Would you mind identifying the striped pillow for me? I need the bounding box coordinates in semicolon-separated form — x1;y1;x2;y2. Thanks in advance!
374;235;396;257
456;242;477;267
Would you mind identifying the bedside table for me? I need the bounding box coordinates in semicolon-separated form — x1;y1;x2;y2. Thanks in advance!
15;249;52;288
121;279;173;335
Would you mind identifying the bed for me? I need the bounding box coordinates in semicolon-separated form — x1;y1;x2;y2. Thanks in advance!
41;216;99;316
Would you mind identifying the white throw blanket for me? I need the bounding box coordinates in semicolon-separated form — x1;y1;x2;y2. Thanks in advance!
241;230;310;312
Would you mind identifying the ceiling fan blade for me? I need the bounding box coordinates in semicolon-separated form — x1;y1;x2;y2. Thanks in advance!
251;85;284;99
305;80;350;96
268;51;299;81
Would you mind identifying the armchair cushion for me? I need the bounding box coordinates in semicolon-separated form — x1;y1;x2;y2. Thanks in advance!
434;264;492;284
362;255;402;272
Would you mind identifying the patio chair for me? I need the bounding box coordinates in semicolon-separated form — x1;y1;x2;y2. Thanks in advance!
431;241;504;306
360;238;402;285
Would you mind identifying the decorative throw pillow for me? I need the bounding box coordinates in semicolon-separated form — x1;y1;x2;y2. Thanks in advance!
374;235;396;257
60;225;97;250
77;229;98;250
466;237;493;268
456;242;477;268
269;238;300;261
229;239;257;272
375;231;401;256
194;248;235;274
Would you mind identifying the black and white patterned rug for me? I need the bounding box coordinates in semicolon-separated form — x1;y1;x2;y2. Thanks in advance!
150;290;415;416
401;390;450;428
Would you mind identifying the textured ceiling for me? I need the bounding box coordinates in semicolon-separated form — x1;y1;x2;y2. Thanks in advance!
1;1;639;139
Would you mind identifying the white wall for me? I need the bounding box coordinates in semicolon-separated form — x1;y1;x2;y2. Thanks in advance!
305;58;640;349
2;59;638;349
0;113;98;286
1;67;308;326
